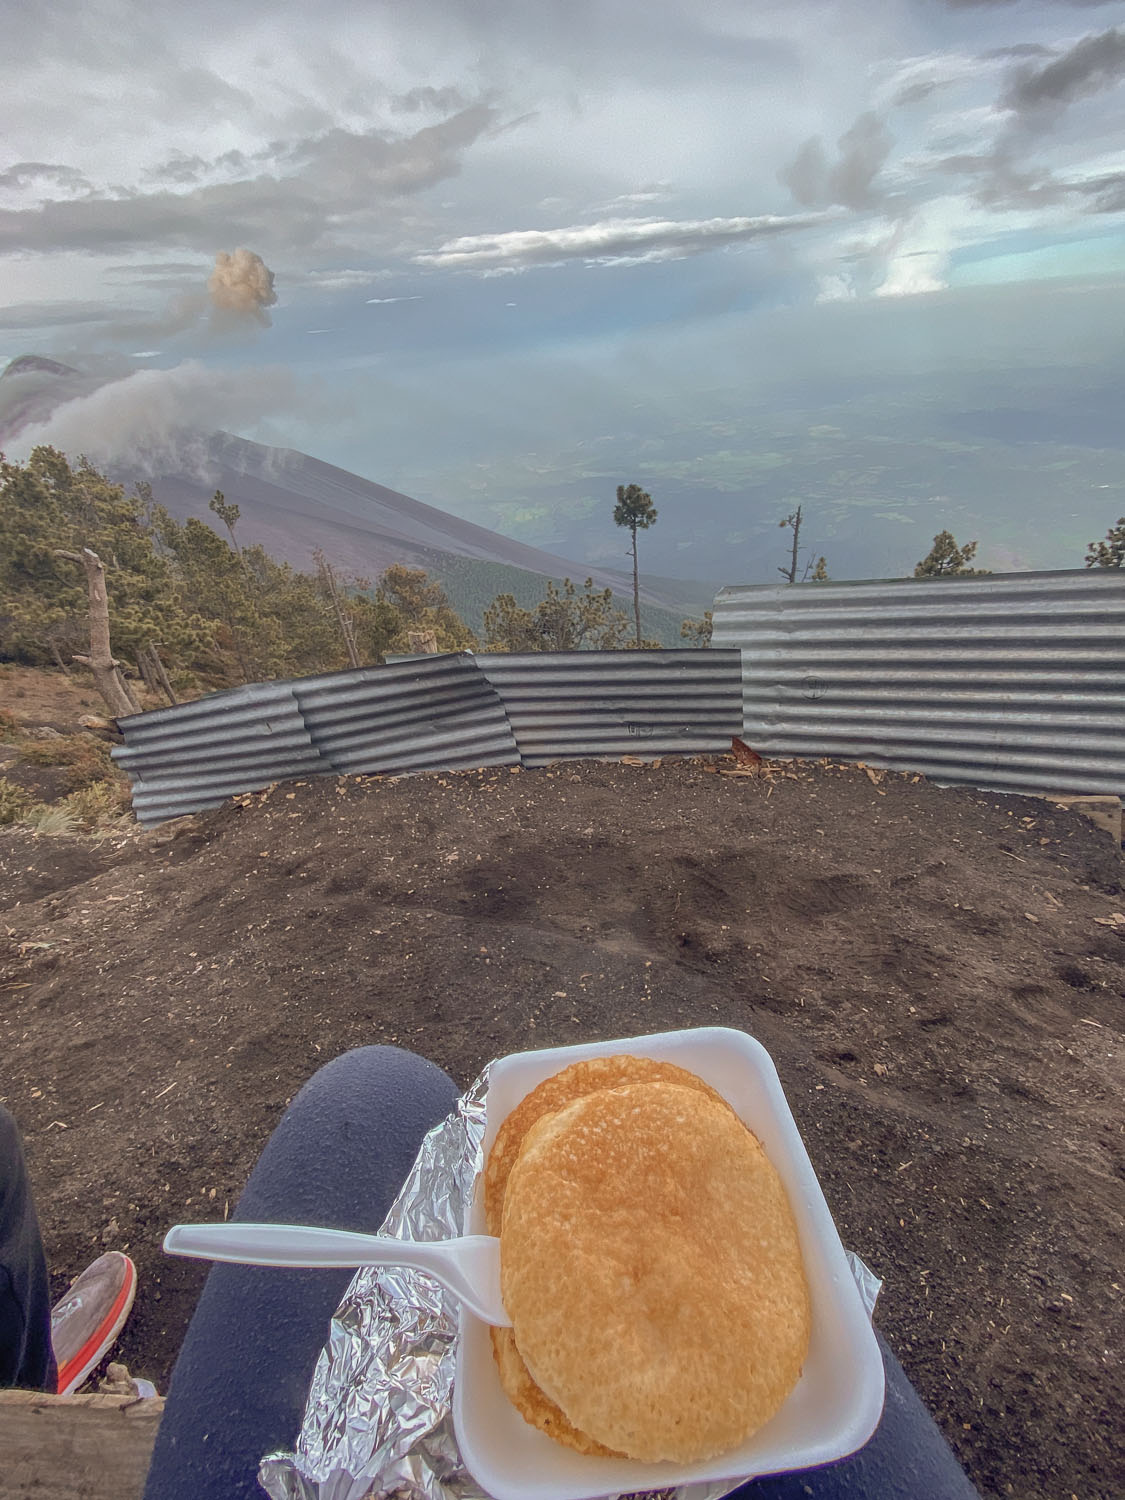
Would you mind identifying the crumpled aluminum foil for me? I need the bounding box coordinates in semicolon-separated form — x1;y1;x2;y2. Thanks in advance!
259;1067;882;1500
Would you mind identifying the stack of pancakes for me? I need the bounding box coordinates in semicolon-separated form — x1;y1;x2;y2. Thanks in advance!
483;1055;811;1464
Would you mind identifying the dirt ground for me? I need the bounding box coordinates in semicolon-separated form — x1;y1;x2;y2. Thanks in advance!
1;758;1122;1500
0;662;125;727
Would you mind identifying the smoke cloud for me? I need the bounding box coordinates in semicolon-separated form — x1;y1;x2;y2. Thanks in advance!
781;113;893;211
98;247;279;345
5;359;296;473
207;248;278;328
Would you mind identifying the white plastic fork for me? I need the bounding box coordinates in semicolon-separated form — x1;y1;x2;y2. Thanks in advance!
163;1222;509;1326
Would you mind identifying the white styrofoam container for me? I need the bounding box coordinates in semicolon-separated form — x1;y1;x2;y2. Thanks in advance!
454;1027;885;1500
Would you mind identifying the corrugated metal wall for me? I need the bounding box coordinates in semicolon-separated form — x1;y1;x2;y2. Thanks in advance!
476;650;743;766
293;656;519;776
113;650;742;823
711;569;1125;797
114;571;1125;824
114;683;324;824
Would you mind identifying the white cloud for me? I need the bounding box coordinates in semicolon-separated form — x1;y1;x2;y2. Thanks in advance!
596;184;675;213
873;251;948;297
872;203;961;297
415;211;829;272
297;268;393;293
874;48;1004;111
816;273;857;302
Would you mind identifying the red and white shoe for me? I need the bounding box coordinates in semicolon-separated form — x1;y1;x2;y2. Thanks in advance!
51;1250;137;1396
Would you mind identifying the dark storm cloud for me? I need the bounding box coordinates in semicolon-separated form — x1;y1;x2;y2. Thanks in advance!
935;151;1125;215
0;161;91;193
1062;168;1125;212
981;45;1054;60
391;86;470;114
780;113;893;211
1002;27;1125;113
0;105;498;256
924;27;1125;215
893;79;944;106
141;149;252;187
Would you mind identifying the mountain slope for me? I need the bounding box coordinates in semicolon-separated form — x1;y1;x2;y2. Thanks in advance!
0;357;712;633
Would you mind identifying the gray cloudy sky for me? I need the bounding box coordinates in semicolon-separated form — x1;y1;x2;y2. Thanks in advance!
2;0;1124;580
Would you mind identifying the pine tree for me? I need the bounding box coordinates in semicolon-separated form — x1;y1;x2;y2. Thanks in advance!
680;612;713;647
208;490;243;556
613;483;658;648
913;532;989;578
0;447;206;673
1085;519;1125;568
484;578;631;652
375;565;476;652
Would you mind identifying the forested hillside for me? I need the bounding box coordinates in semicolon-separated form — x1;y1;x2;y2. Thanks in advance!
0;449;694;705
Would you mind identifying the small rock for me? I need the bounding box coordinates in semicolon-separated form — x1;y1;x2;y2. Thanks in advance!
97;1362;136;1396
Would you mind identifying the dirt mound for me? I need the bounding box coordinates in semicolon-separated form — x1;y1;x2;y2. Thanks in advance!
1;759;1122;1499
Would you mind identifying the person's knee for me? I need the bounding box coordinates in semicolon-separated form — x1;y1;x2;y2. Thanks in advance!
281;1046;458;1137
298;1045;455;1098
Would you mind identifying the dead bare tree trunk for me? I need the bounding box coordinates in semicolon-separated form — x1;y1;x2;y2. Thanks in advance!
407;629;439;654
47;639;71;675
136;646;159;697
778;505;803;585
314;549;361;668
145;643;178;705
54;547;140;719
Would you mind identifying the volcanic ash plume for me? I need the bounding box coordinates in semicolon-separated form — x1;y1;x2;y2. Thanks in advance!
4;360;296;474
208;249;278;328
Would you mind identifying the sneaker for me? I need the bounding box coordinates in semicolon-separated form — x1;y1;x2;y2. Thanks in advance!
51;1250;137;1396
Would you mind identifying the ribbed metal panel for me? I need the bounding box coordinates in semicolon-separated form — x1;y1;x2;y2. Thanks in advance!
711;569;1125;797
475;650;743;766
113;683;323;824
292;655;519;775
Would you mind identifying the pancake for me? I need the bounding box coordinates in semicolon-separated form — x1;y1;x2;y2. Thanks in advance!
483;1054;730;1236
499;1081;811;1464
484;1054;736;1452
489;1324;621;1457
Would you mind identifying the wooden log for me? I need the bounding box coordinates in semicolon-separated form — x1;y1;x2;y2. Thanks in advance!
53;548;138;719
147;644;178;706
0;1389;164;1500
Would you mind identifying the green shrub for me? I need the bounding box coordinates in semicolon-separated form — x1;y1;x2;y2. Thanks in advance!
62;779;132;828
19;733;117;790
20;804;81;836
0;777;32;826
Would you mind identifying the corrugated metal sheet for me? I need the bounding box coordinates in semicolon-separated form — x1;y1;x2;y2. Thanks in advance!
113;683;323;824
711;569;1125;797
292;654;519;775
475;650;743;766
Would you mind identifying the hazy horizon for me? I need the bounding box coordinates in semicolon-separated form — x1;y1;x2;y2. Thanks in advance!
3;0;1124;585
